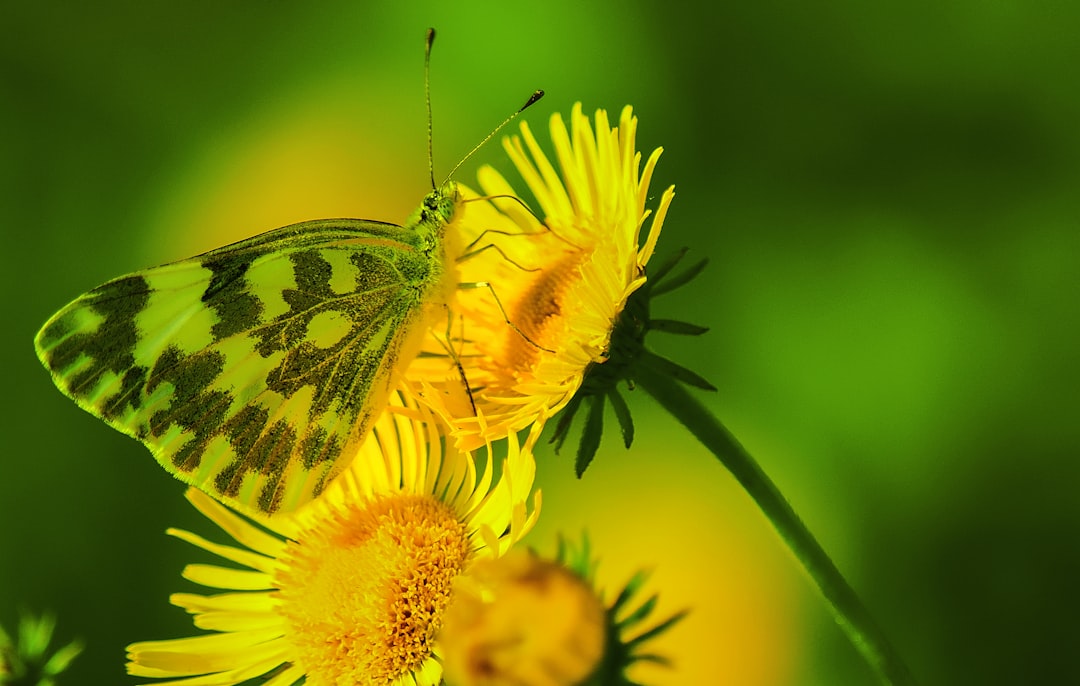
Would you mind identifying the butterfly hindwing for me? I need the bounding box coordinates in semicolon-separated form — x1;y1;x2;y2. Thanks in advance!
36;201;457;515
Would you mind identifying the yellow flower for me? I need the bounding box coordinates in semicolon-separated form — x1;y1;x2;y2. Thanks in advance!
438;550;607;686
437;538;686;686
127;393;540;686
406;104;674;450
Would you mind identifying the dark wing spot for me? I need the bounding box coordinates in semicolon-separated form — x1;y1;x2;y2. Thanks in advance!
214;410;299;513
220;405;271;471
292;250;335;296
214;405;275;498
146;346;232;472
47;275;150;397
168;389;232;472
36;310;75;351
254;251;336;358
255;420;299;513
202;253;263;339
352;251;407;291
299;425;343;470
101;365;148;420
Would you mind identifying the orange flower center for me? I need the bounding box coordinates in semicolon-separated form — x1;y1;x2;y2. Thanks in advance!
274;493;471;685
505;252;583;373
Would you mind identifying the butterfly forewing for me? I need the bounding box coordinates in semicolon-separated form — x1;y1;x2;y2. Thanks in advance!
35;209;454;516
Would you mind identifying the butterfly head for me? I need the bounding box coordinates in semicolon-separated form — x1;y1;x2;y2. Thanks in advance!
424;180;461;226
404;180;461;251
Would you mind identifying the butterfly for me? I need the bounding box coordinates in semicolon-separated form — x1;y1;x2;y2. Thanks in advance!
33;29;543;517
34;183;463;516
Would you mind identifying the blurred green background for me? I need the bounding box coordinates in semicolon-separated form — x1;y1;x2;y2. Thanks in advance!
2;2;1078;684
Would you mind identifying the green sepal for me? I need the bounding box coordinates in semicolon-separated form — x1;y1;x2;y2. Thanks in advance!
640;351;716;391
611;569;651;615
648;319;709;336
641;247;689;288
547;248;716;478
576;394;606;477
619;592;660;629
625;652;674;667
549;392;586;453
607;388;635;449
625;608;690;649
649;255;708;297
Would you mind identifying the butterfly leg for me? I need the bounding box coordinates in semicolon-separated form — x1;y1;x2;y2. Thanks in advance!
460;194;581;251
432;306;478;415
457;242;540;273
456;281;556;354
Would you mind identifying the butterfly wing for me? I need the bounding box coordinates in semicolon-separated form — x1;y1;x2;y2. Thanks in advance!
35;218;447;516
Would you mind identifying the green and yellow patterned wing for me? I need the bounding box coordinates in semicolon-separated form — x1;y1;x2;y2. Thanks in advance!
35;183;460;516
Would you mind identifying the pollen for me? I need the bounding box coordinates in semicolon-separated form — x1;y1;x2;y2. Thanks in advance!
274;493;472;685
506;252;583;372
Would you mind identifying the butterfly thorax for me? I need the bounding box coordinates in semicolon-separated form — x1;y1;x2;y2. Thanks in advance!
397;180;463;311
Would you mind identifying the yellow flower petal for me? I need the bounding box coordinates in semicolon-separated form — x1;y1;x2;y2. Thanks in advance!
180;564;273;591
170;592;277;615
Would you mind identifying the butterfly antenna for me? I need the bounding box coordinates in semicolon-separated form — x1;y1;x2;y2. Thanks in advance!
425;28;437;190
441;89;545;186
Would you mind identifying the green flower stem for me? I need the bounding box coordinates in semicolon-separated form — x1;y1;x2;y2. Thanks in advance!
634;357;917;686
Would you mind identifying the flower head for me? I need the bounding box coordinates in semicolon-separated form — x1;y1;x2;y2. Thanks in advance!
406;104;674;450
437;549;607;686
127;393;540;686
437;537;686;686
